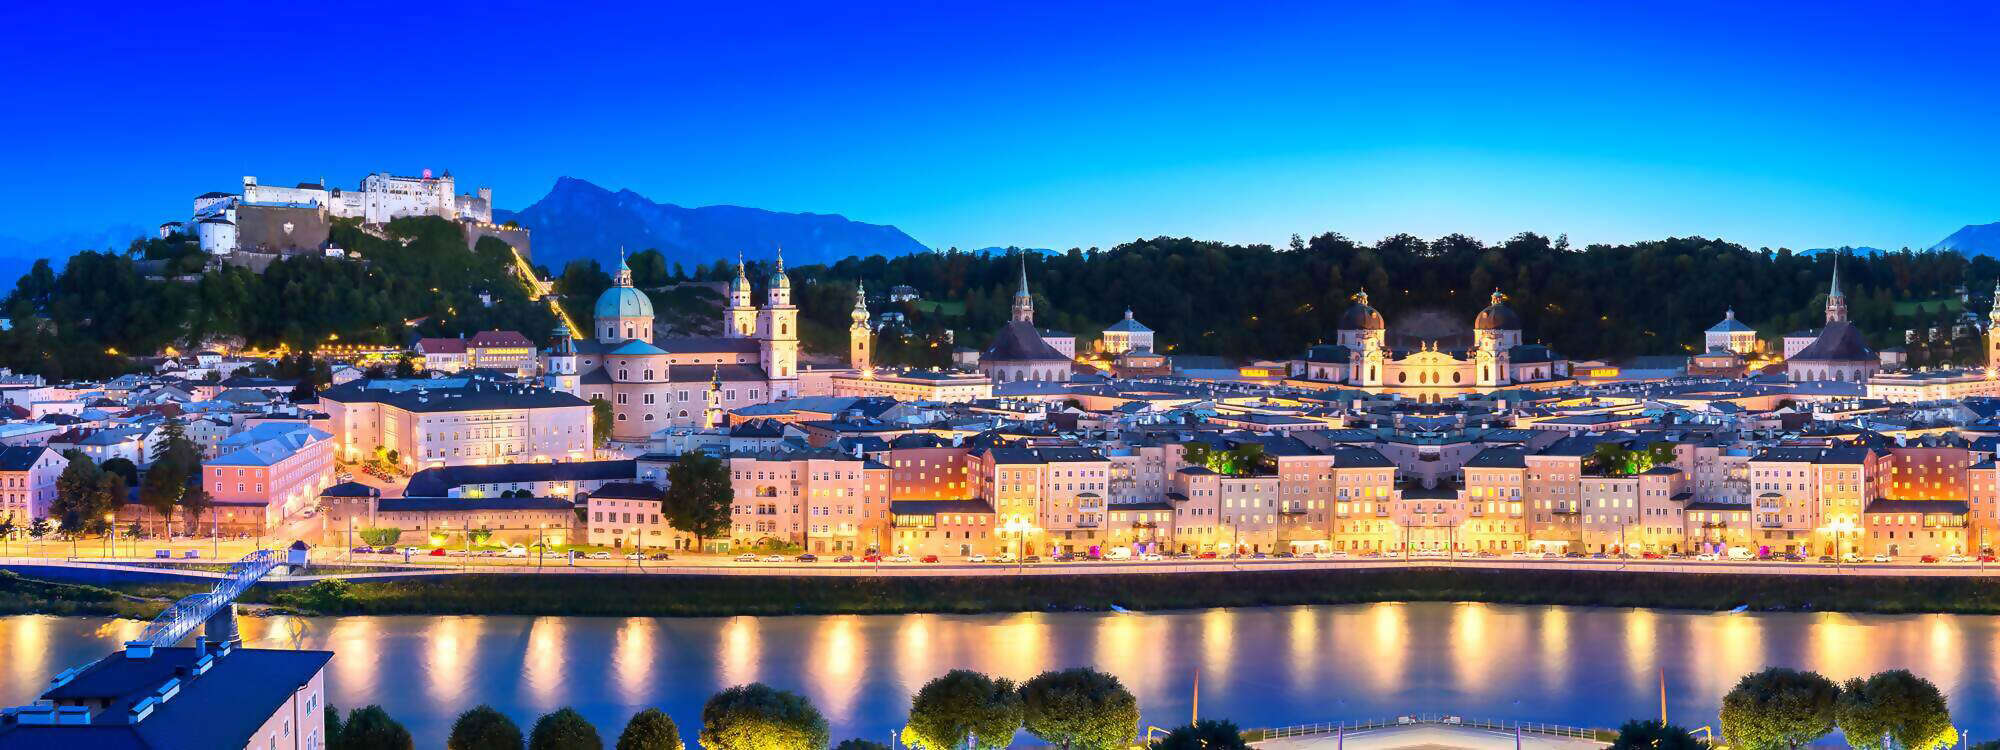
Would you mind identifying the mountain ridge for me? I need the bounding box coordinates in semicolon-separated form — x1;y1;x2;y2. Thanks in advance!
1930;221;2000;257
495;177;929;270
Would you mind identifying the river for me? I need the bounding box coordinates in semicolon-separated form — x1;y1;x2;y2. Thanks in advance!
4;604;1996;746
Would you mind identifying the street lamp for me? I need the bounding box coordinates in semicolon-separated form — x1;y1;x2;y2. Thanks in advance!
1002;517;1039;574
104;513;115;558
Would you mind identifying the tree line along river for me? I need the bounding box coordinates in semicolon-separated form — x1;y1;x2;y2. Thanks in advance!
3;603;1996;747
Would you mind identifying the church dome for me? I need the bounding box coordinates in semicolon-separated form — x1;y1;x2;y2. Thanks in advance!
1474;289;1521;330
593;285;653;320
1337;290;1386;331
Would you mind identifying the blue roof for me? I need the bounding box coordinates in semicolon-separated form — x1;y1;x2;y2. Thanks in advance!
607;339;668;355
2;645;332;750
209;424;331;468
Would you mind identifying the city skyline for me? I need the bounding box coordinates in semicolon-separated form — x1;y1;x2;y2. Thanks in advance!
4;1;1999;256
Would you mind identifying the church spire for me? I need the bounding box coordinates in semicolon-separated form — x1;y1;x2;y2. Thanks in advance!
1825;256;1848;324
1011;255;1034;323
614;246;632;287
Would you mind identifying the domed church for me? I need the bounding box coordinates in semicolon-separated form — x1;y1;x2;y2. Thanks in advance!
545;252;803;442
1289;289;1570;399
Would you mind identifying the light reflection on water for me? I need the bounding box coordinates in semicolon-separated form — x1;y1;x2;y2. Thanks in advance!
3;604;1997;748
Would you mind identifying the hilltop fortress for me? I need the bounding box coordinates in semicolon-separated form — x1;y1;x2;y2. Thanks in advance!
165;170;527;266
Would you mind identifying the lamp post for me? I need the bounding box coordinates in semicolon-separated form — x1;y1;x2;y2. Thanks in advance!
104;513;114;559
538;523;547;572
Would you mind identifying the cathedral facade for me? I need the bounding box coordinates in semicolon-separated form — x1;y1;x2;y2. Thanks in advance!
1289;290;1570;399
548;254;802;442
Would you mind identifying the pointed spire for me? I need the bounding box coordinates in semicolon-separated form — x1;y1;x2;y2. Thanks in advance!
1015;254;1031;298
613;246;632;287
1355;288;1370;306
1824;256;1849;324
775;244;785;273
1829;256;1844;298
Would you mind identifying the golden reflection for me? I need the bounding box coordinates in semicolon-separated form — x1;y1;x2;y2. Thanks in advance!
1624;608;1657;676
428;617;481;705
1199;608;1233;687
981;612;1050;679
895;615;931;692
1287;607;1320;694
1450;603;1489;691
1367;603;1406;693
1807;613;1864;682
525;617;565;706
814;616;863;722
322;617;382;696
1924;615;1961;691
3;616;52;690
1539;606;1570;689
719;616;760;688
614;618;655;704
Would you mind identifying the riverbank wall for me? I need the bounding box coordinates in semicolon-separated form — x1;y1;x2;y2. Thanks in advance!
228;567;2000;617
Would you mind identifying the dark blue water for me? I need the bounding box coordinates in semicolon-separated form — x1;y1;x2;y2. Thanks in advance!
5;604;1995;747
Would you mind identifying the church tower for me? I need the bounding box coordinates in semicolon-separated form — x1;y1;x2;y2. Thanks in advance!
726;254;757;338
545;325;579;397
849;281;872;372
1011;256;1034;323
593;250;655;344
1826;258;1849;324
1987;280;2000;373
758;248;799;397
703;366;725;429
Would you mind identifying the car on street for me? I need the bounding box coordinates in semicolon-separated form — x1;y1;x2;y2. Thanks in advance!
1139;552;1164;561
760;554;785;562
833;554;855;563
996;552;1018;563
796;553;818;563
1920;554;1940;564
1818;555;1837;563
1873;554;1893;563
1021;555;1041;563
1196;552;1217;559
862;553;883;563
428;548;446;556
649;552;672;560
1945;554;1971;563
1981;554;1998;563
1840;553;1861;563
735;553;758;562
351;546;373;554
1694;552;1720;561
921;555;940;563
889;554;914;563
587;551;612;560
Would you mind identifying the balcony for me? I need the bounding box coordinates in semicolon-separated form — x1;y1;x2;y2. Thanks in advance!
1279;502;1309;515
1551;502;1581;515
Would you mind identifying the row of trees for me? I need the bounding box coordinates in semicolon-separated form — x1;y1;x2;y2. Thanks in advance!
1713;667;1957;750
328;672;1247;750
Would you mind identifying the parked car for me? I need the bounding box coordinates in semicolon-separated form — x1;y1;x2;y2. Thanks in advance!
760;554;785;562
1694;552;1720;561
1138;552;1164;561
1873;554;1893;563
1920;554;1940;564
889;554;914;563
625;552;647;561
1979;554;1997;563
428;548;447;557
966;554;987;563
649;552;672;561
1818;555;1837;563
920;555;940;563
862;553;883;563
1945;554;1971;563
796;553;818;563
1275;551;1296;559
1840;553;1861;563
1022;555;1042;564
587;551;612;560
1642;552;1664;560
1196;552;1217;559
351;546;374;555
995;552;1019;563
833;554;855;563
503;546;528;558
735;553;759;562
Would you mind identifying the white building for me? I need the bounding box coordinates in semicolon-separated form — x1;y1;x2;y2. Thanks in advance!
1704;308;1757;355
1100;308;1155;355
318;374;593;470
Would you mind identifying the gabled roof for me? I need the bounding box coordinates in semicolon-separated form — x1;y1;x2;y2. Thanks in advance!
982;321;1069;363
1790;322;1875;363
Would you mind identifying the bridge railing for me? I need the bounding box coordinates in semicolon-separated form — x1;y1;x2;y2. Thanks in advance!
135;549;277;647
1248;714;1609;742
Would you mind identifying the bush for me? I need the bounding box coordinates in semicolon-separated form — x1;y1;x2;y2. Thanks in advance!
616;709;682;750
450;705;524;750
530;707;602;750
700;683;828;750
279;578;359;614
339;705;413;750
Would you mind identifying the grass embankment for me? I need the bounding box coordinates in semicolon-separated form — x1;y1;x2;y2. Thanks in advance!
218;568;2000;618
0;570;213;619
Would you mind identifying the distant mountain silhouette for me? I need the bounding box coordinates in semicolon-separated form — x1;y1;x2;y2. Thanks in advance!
1930;221;2000;257
494;177;928;270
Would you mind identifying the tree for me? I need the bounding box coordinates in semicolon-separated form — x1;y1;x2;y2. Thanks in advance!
29;518;50;539
99;457;139;486
1837;670;1956;750
1609;720;1704;750
529;707;602;750
662;452;733;551
615;708;683;750
139;464;185;538
1720;667;1839;750
326;704;344;750
903;670;1022;750
699;683;829;750
394;353;419;377
1147;720;1249;750
1019;667;1140;750
180;484;212;536
590;398;613;448
52;454;111;536
339;705;414;750
449;705;525;750
0;517;14;555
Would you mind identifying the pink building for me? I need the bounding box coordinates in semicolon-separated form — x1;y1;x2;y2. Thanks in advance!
202;424;335;532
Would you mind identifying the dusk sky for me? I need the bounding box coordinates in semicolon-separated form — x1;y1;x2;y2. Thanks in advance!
3;1;1997;256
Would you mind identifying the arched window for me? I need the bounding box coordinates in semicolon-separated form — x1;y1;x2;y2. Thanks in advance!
644;369;654;380
678;410;689;418
1398;372;1407;383
644;413;655;421
1452;372;1462;383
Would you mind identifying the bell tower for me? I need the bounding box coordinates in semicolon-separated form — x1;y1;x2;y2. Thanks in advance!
849;281;872;371
759;248;799;397
726;253;757;338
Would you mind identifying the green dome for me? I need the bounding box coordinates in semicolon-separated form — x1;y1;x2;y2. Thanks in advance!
594;285;653;320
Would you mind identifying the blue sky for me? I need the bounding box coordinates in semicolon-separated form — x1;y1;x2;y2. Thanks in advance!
2;0;1996;255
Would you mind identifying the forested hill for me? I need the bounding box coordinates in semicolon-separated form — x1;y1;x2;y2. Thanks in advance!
5;226;1993;380
780;233;2000;368
0;217;557;380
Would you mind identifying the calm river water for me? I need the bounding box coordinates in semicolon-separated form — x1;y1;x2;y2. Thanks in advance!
4;604;1997;747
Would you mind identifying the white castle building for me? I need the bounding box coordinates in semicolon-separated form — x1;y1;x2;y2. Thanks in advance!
188;170;496;255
